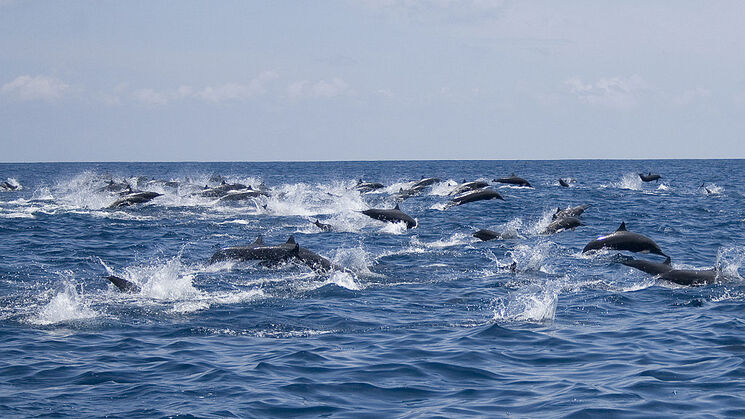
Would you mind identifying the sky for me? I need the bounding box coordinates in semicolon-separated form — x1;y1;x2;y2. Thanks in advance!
1;0;744;162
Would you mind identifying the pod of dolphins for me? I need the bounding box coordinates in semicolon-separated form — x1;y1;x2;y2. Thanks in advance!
2;172;726;291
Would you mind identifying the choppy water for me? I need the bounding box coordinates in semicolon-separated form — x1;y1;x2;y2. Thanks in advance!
1;160;745;417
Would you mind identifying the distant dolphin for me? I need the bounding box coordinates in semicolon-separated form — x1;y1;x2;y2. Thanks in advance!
393;187;422;201
639;173;661;182
582;222;666;256
217;187;269;202
699;183;713;195
105;275;141;293
447;189;504;208
542;216;583;234
412;177;440;190
97;180;130;193
558;178;569;187
621;256;673;276
362;204;417;228
354;180;384;193
314;219;332;232
553;204;590;220
1;181;19;191
450;180;489;195
494;174;532;187
108;191;162;208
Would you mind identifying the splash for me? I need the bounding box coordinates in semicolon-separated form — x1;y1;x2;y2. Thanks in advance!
411;232;471;249
493;284;559;323
379;220;409;235
507;241;556;274
715;246;745;280
30;283;99;325
603;172;643;190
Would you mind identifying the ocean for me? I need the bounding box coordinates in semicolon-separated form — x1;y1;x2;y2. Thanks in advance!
1;160;744;417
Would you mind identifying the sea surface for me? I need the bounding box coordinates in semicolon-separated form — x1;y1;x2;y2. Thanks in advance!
1;160;745;417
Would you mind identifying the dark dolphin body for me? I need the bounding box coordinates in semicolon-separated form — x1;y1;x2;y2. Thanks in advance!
218;188;269;202
448;189;504;208
451;180;489;195
559;178;569;187
582;222;666;256
553;204;590;220
210;236;337;272
108;191;162;209
412;177;440;190
362;204;417;228
639;173;662;182
621;256;673;276
542;216;583;234
97;180;131;193
393;187;423;201
314;220;332;232
354;180;385;193
1;181;19;191
473;229;504;241
105;275;141;293
660;269;719;286
494;174;532;188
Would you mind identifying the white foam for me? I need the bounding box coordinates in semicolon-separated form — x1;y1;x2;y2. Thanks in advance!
379;220;409;235
493;285;559;323
30;285;99;325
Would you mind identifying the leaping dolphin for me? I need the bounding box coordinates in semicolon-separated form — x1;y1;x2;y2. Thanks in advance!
450;180;489;195
582;222;667;256
108;191;162;208
447;189;504;208
639;173;661;182
558;178;570;187
553;204;590;220
620;256;673;276
210;235;338;272
362;204;417;228
494;174;532;187
542;216;583;235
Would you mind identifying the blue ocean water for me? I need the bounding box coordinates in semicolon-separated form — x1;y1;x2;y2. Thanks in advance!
1;160;745;417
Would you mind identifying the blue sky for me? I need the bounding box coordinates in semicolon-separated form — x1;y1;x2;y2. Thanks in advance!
2;1;744;162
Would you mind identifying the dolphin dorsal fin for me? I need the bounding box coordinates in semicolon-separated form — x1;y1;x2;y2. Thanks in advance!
399;188;403;192
394;204;400;210
286;236;296;245
290;243;300;255
253;235;264;245
617;222;627;232
664;256;671;265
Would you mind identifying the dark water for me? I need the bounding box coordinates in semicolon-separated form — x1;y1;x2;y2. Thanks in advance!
1;160;745;417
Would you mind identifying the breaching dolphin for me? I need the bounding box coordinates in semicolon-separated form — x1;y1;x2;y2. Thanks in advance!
558;178;570;187
553;204;590;220
494;174;532;187
108;191;162;208
105;275;141;293
639;173;661;182
542;216;583;234
361;204;417;228
210;235;338;272
582;222;666;256
621;256;673;276
450;180;489;195
314;220;332;232
447;189;504;208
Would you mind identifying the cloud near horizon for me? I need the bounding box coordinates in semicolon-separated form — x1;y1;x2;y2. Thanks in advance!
1;75;70;102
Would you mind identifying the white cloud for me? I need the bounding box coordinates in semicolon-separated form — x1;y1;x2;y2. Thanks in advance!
2;75;70;102
672;87;711;106
287;78;352;99
132;88;169;105
127;71;280;105
565;75;647;109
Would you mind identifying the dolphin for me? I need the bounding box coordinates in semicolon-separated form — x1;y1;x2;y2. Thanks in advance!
559;178;570;187
699;183;713;195
1;181;18;191
393;187;422;201
660;269;719;286
314;219;332;232
354;180;385;193
450;180;489;195
494;174;532;187
582;222;667;256
218;188;269;202
412;177;440;190
105;275;141;293
621;256;673;276
209;236;337;272
362;204;417;228
97;180;131;193
639;173;661;182
447;189;504;208
553;204;590;220
473;229;504;241
542;216;584;234
108;191;162;208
